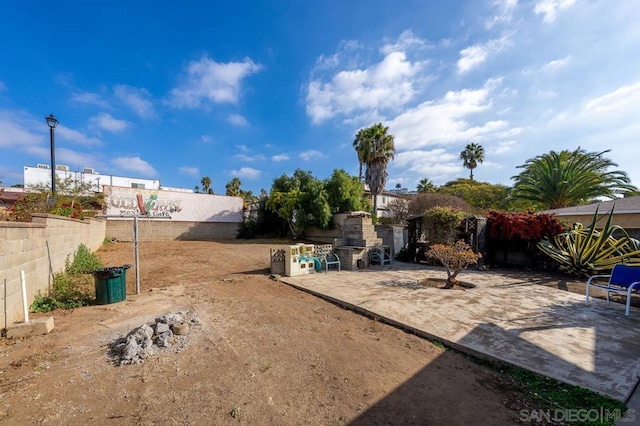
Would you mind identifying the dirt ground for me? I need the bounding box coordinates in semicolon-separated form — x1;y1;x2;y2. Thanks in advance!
0;240;608;425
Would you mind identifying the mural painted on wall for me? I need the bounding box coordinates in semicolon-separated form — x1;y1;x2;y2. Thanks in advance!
104;186;243;223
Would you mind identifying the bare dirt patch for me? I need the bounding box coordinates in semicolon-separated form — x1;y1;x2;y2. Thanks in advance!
0;239;584;425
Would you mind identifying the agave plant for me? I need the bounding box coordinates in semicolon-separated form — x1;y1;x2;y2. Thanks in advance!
537;206;640;277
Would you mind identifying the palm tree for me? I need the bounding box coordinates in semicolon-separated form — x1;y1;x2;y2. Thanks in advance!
201;176;212;194
459;143;485;180
511;148;637;209
353;128;373;181
194;185;200;193
354;123;396;215
417;178;437;193
225;177;241;196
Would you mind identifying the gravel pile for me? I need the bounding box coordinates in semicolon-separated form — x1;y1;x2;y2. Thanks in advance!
110;311;200;365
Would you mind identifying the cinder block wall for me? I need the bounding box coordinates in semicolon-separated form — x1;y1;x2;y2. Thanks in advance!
0;214;106;329
106;220;239;241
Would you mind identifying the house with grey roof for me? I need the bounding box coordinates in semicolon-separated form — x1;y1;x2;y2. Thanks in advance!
546;195;640;239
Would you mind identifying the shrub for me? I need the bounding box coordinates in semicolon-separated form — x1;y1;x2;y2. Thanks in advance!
422;206;466;245
538;207;640;277
29;244;102;312
66;244;103;275
487;211;565;241
427;240;482;288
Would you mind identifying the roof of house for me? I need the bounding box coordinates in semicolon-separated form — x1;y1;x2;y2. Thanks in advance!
545;195;640;215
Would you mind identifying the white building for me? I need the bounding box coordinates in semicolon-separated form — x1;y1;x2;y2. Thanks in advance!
24;164;162;193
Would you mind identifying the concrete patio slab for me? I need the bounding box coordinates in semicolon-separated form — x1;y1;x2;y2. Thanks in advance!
280;264;640;402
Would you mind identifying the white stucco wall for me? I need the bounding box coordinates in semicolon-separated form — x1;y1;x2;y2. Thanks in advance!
104;186;243;222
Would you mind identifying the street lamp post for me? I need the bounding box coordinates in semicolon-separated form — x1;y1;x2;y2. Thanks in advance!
45;114;58;195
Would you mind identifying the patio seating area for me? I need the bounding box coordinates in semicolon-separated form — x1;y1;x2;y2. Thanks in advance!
280;262;640;402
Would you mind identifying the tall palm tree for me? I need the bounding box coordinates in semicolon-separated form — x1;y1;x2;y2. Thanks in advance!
353;128;373;181
459;143;485;180
511;148;637;209
225;177;242;196
200;176;212;194
354;123;396;216
417;178;437;193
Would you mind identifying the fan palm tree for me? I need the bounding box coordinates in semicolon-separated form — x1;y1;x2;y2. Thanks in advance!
511;148;637;209
201;176;212;194
417;178;437;193
353;128;373;181
459;143;485;180
225;177;241;196
354;123;396;215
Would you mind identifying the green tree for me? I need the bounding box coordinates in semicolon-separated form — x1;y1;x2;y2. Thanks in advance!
417;178;437;193
439;178;509;211
408;193;470;216
511;148;637;209
194;185;200;193
324;169;365;213
200;176;213;194
225;177;242;197
353;123;396;215
459;143;485;180
266;169;331;238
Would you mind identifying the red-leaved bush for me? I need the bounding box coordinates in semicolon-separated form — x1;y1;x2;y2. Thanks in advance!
487;211;566;240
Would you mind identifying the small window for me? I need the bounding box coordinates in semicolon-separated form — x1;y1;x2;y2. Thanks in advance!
131;183;146;189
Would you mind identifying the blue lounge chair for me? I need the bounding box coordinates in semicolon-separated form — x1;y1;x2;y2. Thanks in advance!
585;264;640;316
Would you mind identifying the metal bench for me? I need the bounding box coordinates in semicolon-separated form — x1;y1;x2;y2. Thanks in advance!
369;246;392;268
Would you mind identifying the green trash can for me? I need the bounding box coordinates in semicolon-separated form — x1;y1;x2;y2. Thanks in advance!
93;265;130;304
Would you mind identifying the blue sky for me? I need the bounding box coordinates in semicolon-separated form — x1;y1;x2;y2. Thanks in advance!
1;0;639;194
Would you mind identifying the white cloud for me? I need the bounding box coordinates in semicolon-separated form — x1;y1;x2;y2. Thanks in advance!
114;85;156;119
56;126;102;146
236;144;250;152
485;0;518;29
230;166;262;179
234;154;265;162
0;111;42;148
89;113;131;133
55;148;101;169
389;79;508;149
271;154;289;162
306;51;427;123
201;135;213;143
178;166;200;176
111;156;157;176
534;0;576;23
380;30;431;55
299;150;324;161
70;91;110;109
391;149;461;183
582;81;640;117
457;37;509;74
228;113;248;126
167;56;262;108
542;56;572;71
